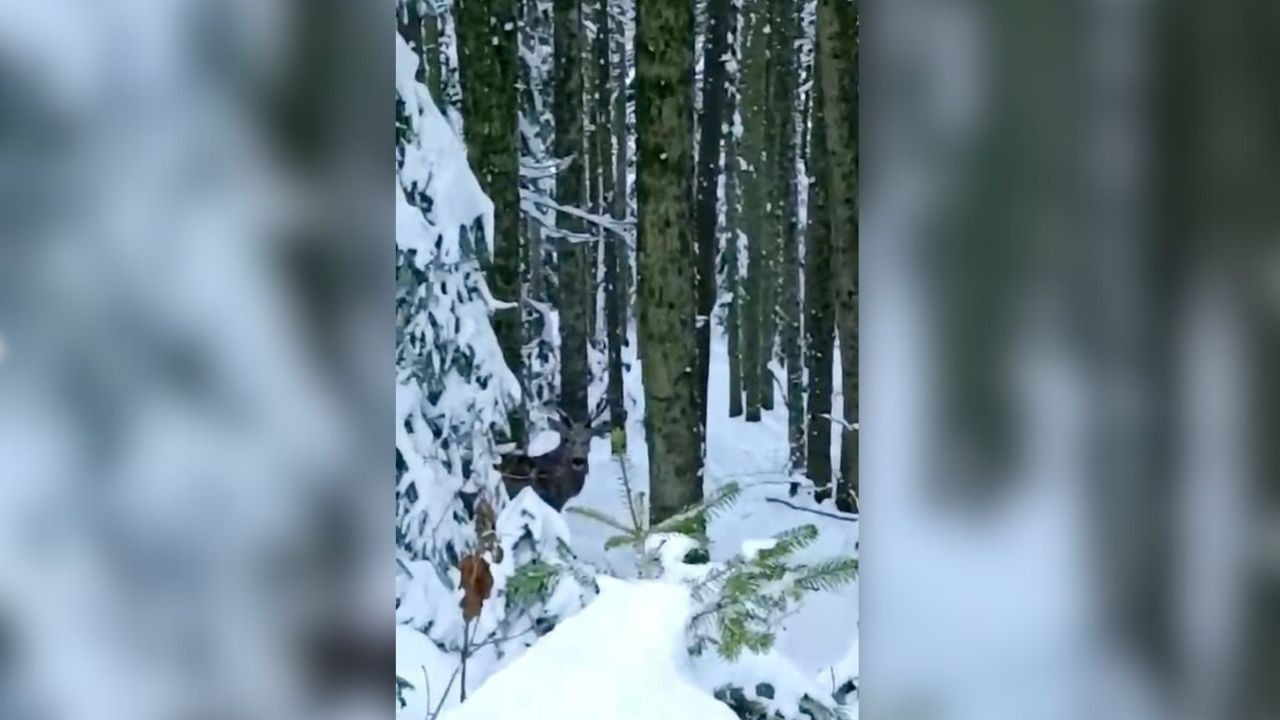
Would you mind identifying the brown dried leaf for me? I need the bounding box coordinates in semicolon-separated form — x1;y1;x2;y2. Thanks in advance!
459;553;493;621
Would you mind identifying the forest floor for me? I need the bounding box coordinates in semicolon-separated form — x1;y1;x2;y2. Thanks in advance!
560;326;860;679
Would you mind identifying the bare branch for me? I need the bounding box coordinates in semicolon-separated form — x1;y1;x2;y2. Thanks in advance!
764;497;858;523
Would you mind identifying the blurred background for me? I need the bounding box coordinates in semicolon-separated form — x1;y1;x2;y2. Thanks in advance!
3;0;1280;719
0;1;389;719
862;0;1280;718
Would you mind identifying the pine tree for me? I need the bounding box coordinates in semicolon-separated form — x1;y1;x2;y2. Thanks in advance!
554;0;591;423
457;0;524;444
636;0;705;523
816;0;857;511
396;26;593;702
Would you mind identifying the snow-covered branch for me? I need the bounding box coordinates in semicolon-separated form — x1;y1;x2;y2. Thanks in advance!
519;189;634;238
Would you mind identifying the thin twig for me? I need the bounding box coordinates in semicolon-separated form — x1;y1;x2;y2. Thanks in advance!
426;664;461;720
459;619;471;702
765;497;858;523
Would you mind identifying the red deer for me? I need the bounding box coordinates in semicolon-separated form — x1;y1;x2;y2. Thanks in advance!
499;404;609;511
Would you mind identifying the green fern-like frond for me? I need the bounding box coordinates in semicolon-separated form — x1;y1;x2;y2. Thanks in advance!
792;556;859;592
760;523;819;560
565;506;634;534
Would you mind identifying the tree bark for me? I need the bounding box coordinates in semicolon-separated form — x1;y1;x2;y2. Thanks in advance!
554;0;590;423
457;0;524;443
636;0;704;523
723;11;744;420
773;0;804;470
817;0;857;511
804;53;834;498
599;0;626;439
694;0;732;427
739;0;768;422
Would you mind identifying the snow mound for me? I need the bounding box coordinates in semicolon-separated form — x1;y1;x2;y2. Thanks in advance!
443;577;737;720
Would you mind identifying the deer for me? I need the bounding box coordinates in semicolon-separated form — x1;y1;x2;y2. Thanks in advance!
498;402;610;512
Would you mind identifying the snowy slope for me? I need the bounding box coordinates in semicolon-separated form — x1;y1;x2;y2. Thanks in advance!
442;577;739;720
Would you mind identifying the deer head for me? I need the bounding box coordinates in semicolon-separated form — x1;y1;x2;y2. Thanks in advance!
498;401;609;511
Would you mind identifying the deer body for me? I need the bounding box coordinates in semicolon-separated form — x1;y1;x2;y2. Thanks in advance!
498;410;605;511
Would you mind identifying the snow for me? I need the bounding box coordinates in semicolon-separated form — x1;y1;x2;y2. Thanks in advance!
398;624;465;719
565;329;859;675
442;578;739;720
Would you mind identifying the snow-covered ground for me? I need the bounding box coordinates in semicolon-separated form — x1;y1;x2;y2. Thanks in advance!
564;328;859;681
399;329;859;720
444;578;740;720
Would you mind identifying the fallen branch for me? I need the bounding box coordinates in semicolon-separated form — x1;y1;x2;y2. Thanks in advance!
765;497;858;523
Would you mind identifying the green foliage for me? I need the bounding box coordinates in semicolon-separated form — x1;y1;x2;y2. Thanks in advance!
505;559;563;610
567;467;857;663
568;453;742;557
689;524;857;661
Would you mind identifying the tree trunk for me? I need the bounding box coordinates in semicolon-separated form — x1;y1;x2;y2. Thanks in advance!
457;0;524;443
739;0;768;422
598;0;626;440
636;0;704;523
694;0;732;427
773;0;804;470
613;0;633;338
555;0;590;423
804;53;834;498
817;0;857;511
723;8;744;420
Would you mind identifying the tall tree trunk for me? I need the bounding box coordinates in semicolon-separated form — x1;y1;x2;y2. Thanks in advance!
773;0;804;470
597;0;626;439
457;0;524;443
817;0;857;511
694;0;732;426
636;0;703;523
739;0;768;422
804;53;834;498
555;0;590;423
723;3;744;419
586;0;609;348
613;0;634;337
